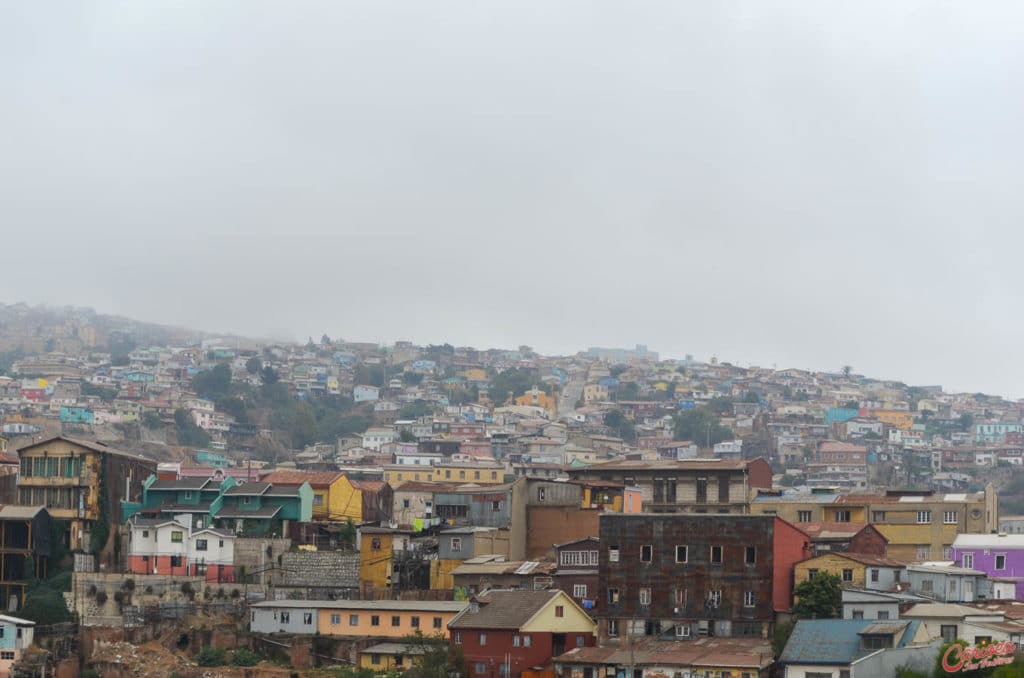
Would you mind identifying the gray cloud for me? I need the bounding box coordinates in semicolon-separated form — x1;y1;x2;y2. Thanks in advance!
3;1;1024;395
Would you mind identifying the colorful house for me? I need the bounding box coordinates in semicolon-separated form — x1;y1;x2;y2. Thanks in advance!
249;599;468;637
359;642;426;672
214;481;313;536
0;614;35;678
126;517;235;582
794;552;906;593
329;476;393;523
59;406;94;425
952;533;1024;599
122;474;237;528
514;387;556;415
449;589;596;678
260;470;348;521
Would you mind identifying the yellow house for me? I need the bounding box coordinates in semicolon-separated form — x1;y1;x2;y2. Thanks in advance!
360;642;427;671
317;600;468;638
750;492;869;524
514;387;556;415
863;409;914;431
793;552;905;590
383;463;505;487
359;527;417;591
460;368;487;383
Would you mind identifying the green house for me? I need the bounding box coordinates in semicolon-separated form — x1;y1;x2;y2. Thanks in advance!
213;481;313;537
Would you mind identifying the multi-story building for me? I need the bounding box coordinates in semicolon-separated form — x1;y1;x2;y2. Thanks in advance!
16;436;155;552
0;614;35;678
125;517;235;582
250;599;468;637
598;514;811;641
553;537;600;610
567;458;772;514
951;533;1024;599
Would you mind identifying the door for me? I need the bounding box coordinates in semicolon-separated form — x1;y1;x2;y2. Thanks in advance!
552;634;566;657
964;579;974;602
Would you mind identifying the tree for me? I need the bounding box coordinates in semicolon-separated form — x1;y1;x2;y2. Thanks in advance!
193;363;233;401
793;572;841;619
261;366;279;385
742;391;761;403
958;413;974;432
841;365;852;378
674;407;733;447
174;408;211;448
245;356;262;374
141;410;164;430
216;397;250;424
401;631;465;678
290;401;318;449
399;429;416;443
402;371;424;386
489;368;545;405
772;619;796;658
604;410;636;443
321;334;332;345
400;400;434;419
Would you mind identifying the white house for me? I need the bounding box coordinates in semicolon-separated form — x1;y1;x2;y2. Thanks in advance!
362;427;397;451
126;518;236;582
353;385;381;403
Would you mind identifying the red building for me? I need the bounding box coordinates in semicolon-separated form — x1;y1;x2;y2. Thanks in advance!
449;589;596;678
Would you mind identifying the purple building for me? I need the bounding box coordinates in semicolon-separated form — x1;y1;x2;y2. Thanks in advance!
951;533;1024;599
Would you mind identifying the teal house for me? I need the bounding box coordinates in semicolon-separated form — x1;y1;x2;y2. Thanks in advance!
213;481;313;536
196;450;230;468
60;406;94;425
122;474;312;537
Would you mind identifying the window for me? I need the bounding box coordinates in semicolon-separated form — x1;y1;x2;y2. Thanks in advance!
454;632;462;645
561;550;600;567
195;539;208;551
142;530;149;538
743;591;757;607
808;569;819;580
640;545;653;562
170;555;183;568
842;569;854;582
513;634;521;647
852;610;864;619
350;614;359;625
523;635;532;647
450;538;462;552
402;499;411;509
941;625;957;643
491;501;501;512
0;651;14;661
707;590;722;607
475;663;487;675
555;605;564;617
607;620;619;637
870;569;879;583
877;610;890;620
576;635;585;648
609;546;620;562
922;580;933;592
313;495;323;506
303;613;313;625
996;554;1007;570
963;553;974;569
745;547;757;565
280;612;290;623
797;510;812;522
696;477;708;503
944;511;958;524
371;615;380;626
608;588;620;604
411;616;420;628
330;614;340;625
573;584;588;598
834;510;851;522
917;511;932;524
872;511;887;522
674;588;687;608
479;633;487;645
916;546;930;561
711;546;723;564
639;588;651;606
171;531;183;543
392;616;401;627
433;617;442;629
676;545;688;563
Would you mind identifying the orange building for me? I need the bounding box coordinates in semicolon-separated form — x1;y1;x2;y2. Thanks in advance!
514;387;556;415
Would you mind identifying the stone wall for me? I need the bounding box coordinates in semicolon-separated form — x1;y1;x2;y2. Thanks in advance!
276;550;360;589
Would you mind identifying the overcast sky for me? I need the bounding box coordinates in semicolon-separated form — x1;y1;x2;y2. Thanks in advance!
3;1;1024;396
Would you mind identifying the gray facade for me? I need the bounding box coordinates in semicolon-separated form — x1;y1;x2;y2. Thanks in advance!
905;565;990;603
433;485;513;529
841;590;899;621
250;602;320;634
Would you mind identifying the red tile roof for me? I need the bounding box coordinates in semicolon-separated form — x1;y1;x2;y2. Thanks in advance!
260;470;344;488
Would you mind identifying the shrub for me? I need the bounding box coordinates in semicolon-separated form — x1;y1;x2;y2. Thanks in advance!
87;584;97;597
196;647;227;667
95;591;108;606
231;648;260;666
230;589;240;599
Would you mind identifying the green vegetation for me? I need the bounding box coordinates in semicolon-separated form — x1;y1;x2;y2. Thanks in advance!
603;410;636;443
401;630;465;678
81;381;118;402
488;367;546;405
400;400;434;419
354;363;386;388
772;619;796;658
196;647;227;666
245;356;262;374
173;408;211;448
19;572;74;625
673;406;734;447
793;572;841;619
193;363;233;401
231;648;260;666
141;409;164;430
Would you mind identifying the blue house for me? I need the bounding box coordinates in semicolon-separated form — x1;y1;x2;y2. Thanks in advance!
826;407;860;426
0;614;35;675
214;481;313;536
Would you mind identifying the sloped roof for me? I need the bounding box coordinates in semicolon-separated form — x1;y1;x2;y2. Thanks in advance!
150;478;215;491
260;470;343;488
449;590;561;630
18;435;152;462
224;482;271;496
780;619;919;665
